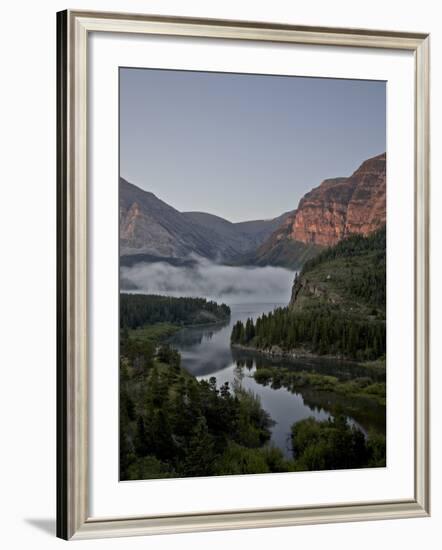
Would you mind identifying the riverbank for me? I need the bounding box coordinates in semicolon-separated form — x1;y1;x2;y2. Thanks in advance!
121;299;386;478
252;365;385;406
232;341;352;362
231;342;385;406
129;322;180;342
231;342;385;370
121;321;385;480
120;322;293;479
129;318;230;344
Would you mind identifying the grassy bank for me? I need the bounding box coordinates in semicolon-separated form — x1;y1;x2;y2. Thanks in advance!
120;322;385;479
120;290;386;479
253;365;386;406
128;322;180;343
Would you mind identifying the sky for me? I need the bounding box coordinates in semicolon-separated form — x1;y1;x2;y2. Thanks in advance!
120;68;386;223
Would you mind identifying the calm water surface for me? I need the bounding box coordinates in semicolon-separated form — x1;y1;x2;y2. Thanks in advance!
168;303;385;458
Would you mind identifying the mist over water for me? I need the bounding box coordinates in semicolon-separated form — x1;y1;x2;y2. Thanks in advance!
120;258;386;455
120;257;295;305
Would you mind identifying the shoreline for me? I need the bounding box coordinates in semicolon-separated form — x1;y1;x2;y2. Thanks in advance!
130;317;230;337
231;342;384;368
178;317;230;330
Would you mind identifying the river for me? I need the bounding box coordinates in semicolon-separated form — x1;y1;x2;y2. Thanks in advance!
168;302;386;458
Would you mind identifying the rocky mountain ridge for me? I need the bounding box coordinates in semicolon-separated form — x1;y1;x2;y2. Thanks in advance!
120;152;386;268
289;153;386;247
120;178;294;262
243;153;386;268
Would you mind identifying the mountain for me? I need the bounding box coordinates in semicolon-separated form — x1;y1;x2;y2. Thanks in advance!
120;178;293;263
289;227;386;315
182;210;293;256
289;153;386;246
231;227;386;362
235;211;293;243
120;178;222;260
120;153;385;268
245;153;386;267
236;216;322;269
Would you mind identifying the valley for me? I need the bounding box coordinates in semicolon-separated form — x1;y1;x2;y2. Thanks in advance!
119;152;387;479
120;152;386;270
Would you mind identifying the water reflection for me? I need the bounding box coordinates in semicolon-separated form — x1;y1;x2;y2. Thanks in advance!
168;303;385;457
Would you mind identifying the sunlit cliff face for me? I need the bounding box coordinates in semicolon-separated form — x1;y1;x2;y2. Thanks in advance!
287;153;386;247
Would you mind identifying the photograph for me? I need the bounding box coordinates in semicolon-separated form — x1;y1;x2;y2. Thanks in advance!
52;7;431;541
118;67;387;481
0;2;435;547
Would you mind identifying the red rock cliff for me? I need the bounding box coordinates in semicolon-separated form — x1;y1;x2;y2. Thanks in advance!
288;153;386;246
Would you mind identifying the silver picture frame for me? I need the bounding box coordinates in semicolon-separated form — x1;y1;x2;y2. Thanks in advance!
57;9;430;540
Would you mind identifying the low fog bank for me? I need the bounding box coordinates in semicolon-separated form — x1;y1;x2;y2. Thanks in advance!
120;257;295;305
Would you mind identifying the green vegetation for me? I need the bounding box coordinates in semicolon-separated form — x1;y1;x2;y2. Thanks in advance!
291;415;385;471
231;227;386;361
120;327;283;479
231;307;385;361
120;248;388;479
119;292;291;480
252;366;385;406
120;293;230;329
128;323;180;343
301;226;386;309
120;324;385;479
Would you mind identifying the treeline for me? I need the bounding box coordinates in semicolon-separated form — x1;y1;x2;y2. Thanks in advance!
231;305;385;360
120;336;280;479
120;293;230;329
301;226;386;309
253;365;386;406
302;226;386;272
120;331;385;479
231;227;386;361
292;415;385;470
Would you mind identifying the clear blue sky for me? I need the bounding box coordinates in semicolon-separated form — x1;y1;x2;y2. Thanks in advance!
120;68;385;222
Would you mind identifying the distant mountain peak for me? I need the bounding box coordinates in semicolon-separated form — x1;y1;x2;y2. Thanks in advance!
288;152;386;247
119;152;385;269
120;178;163;203
241;152;386;268
119;178;292;262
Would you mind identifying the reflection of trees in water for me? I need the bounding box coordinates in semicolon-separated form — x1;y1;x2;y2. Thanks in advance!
235;358;254;371
168;323;233;376
232;347;385;383
168;322;385;437
239;346;386;435
253;375;385;436
168;330;204;347
168;320;229;348
300;388;386;435
179;347;233;376
233;363;244;392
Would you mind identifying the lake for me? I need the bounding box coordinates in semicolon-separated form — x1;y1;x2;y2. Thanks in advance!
122;259;386;459
168;302;386;458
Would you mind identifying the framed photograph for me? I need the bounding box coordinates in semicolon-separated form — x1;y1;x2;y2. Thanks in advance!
57;10;430;540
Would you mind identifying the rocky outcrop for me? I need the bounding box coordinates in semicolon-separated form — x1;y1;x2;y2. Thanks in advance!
290;273;330;308
289;225;387;314
242;153;386;268
288;153;386;246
